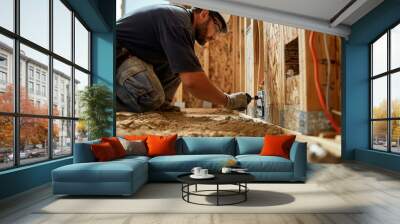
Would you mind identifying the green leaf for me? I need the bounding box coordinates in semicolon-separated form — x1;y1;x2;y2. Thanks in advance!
79;84;113;140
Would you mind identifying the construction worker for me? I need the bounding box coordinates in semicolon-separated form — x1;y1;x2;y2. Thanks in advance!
116;4;250;112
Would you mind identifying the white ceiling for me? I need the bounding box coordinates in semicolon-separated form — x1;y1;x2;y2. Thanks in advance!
171;0;384;37
227;0;352;22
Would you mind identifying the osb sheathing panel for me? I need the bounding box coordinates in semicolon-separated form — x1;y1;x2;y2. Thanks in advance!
208;21;234;95
231;16;240;93
286;76;300;105
181;19;235;108
264;23;300;109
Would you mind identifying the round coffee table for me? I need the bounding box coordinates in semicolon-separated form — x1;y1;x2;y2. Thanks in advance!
177;173;255;206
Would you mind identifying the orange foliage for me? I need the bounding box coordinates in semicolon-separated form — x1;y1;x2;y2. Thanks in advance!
0;84;59;149
372;99;400;139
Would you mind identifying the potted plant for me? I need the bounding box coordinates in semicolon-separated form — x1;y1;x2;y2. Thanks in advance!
79;84;113;140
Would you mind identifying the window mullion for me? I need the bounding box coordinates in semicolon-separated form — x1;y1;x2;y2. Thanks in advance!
49;0;54;160
88;31;91;75
13;0;20;167
369;45;374;149
387;30;391;153
370;45;373;149
71;10;76;155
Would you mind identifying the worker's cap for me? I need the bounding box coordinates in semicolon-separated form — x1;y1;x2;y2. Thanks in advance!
209;11;229;33
193;7;229;33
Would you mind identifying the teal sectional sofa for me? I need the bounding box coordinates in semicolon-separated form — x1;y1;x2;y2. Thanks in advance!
52;137;307;196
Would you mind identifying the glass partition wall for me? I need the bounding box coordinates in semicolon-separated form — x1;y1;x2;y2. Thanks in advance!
0;0;91;170
370;23;400;153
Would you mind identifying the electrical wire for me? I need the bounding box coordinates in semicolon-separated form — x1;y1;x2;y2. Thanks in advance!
323;33;331;110
309;32;341;133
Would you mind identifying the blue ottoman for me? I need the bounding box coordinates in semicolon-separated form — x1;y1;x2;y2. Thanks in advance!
52;157;148;196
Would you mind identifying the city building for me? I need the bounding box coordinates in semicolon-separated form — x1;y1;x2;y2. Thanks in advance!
0;41;77;156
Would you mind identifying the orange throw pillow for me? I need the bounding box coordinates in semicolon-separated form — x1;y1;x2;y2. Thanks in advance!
124;135;148;141
260;135;296;159
146;134;177;157
91;142;117;161
101;137;126;158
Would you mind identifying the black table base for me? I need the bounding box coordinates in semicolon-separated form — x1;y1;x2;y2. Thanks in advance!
181;183;249;206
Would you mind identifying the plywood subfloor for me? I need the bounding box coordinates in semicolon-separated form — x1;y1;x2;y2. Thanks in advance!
116;108;341;163
116;108;283;137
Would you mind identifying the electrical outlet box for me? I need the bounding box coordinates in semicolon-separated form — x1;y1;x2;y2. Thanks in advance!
256;90;265;119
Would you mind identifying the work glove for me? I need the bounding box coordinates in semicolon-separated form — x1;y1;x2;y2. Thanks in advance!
225;92;251;111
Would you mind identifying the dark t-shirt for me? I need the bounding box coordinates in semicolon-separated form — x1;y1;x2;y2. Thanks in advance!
116;4;203;84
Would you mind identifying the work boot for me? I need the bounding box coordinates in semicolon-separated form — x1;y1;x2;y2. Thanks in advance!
156;103;181;112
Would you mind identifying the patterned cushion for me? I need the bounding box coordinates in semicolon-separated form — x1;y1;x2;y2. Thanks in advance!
119;138;147;156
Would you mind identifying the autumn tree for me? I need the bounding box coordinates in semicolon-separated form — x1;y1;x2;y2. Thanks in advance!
372;100;388;139
372;99;400;142
0;85;14;150
0;84;59;152
392;99;400;142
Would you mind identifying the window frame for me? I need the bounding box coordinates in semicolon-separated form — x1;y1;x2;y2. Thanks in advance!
370;20;400;154
0;0;92;171
0;53;7;68
0;71;7;85
0;53;8;88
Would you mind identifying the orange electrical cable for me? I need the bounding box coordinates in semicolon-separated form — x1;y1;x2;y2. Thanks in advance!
309;32;341;133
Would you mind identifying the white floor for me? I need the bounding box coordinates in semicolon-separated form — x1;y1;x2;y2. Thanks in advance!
1;162;400;224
